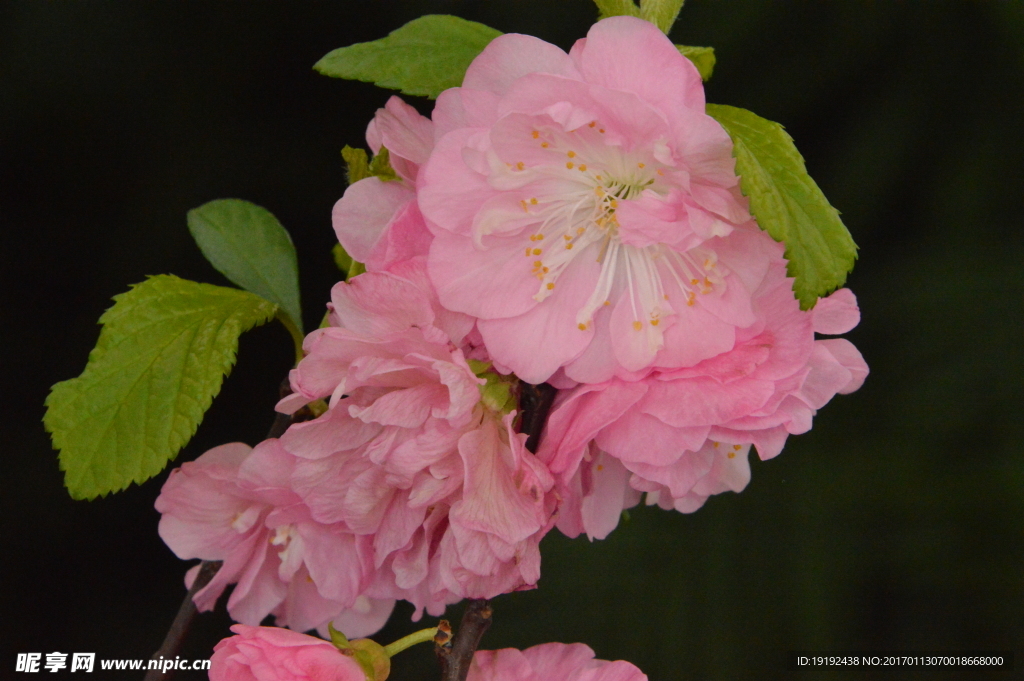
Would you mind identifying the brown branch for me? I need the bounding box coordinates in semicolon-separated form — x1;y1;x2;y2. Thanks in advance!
517;382;556;453
435;600;493;681
143;560;221;680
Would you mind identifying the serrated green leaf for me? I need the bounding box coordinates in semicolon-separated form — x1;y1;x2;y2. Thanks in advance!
676;45;715;81
44;275;278;499
706;104;858;309
315;15;502;99
342;145;371;185
187;199;303;333
639;0;684;34
594;0;640;20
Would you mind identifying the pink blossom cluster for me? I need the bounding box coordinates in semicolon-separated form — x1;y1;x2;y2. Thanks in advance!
158;260;556;636
156;15;866;638
209;625;647;681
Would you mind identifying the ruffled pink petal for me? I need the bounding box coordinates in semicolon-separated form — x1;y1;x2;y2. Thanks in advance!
817;338;869;394
319;596;396;640
812;288;861;334
432;87;501;139
477;254;601;384
463;33;582;97
333;177;415;263
574;17;704;121
450;418;546;546
330;270;436;337
419;128;501;237
375;96;434;169
643;376;775;428
364;200;434;272
580;451;640;540
428;230;542;321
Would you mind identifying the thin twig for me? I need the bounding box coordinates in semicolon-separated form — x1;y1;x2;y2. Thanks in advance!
517;382;556;453
142;560;221;680
436;600;493;681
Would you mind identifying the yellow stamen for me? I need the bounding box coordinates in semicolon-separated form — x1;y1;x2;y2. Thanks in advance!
531;130;540;139
541;142;549;148
516;161;524;170
632;321;643;331
650;319;659;326
566;161;574;169
588;121;597;128
530;198;538;205
532;248;542;256
578;322;587;330
638;162;646;169
565;243;574;250
578;164;587;171
546;282;555;290
567;150;576;158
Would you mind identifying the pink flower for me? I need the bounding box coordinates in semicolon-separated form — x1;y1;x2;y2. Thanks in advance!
469;643;646;681
419;17;760;384
539;257;868;539
155;441;394;637
279;260;557;618
333;97;434;274
210;624;365;681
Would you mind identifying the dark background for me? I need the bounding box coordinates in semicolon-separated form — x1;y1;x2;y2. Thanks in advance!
2;1;1022;679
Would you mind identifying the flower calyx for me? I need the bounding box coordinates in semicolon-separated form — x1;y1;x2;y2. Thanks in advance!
468;359;518;415
329;624;390;681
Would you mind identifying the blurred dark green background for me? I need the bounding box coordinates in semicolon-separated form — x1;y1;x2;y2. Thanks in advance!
2;1;1022;679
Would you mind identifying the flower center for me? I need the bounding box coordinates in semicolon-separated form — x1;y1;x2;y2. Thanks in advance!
494;121;725;340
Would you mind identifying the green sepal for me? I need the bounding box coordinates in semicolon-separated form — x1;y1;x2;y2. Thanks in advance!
328;623;351;650
44;275;278;499
706;103;858;309
369;147;399;182
186;199;303;336
639;0;684;34
350;639;390;681
467;359;493;375
676;45;715;81
332;243;366;280
594;0;641;20
315;15;502;100
342;146;371;185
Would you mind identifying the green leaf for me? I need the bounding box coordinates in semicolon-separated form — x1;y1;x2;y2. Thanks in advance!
639;0;684;34
593;0;640;20
44;276;278;499
676;45;715;81
706;104;858;309
187;199;303;333
315;15;502;99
